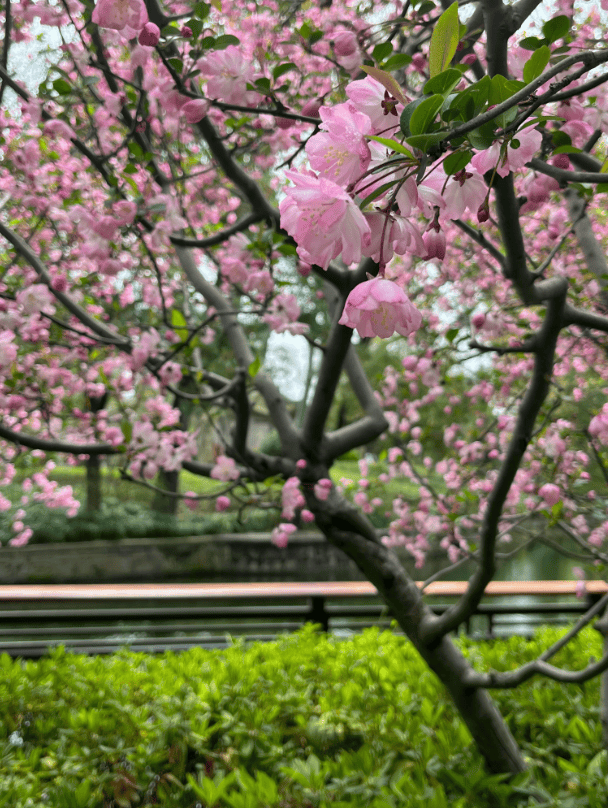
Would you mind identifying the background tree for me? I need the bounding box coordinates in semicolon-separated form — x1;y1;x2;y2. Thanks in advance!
2;0;608;780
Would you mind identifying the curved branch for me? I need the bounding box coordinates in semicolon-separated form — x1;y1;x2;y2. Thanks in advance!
169;212;265;248
0;422;118;455
0;221;131;348
422;289;567;645
174;246;300;454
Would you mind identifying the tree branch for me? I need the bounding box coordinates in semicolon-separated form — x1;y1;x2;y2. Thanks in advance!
422;289;567;645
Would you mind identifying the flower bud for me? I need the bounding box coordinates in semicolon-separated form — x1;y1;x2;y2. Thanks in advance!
182;99;210;123
333;31;358;56
138;22;160;47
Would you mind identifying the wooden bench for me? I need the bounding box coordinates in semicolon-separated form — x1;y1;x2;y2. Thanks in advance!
0;580;605;657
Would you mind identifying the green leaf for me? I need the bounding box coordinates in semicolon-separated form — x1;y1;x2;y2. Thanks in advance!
519;36;546;51
52;78;71;95
168;57;184;73
400;96;429;136
523;45;550;84
121;421;132;444
409;94;444;135
214;34;240;49
186;18;204;37
448;75;491;122
360;65;408;104
253;77;271;91
171;309;189;342
382;53;412;71
445;327;459;343
366;135;413;156
488;75;525;127
467;120;498;151
423;68;462;97
417;0;436;16
358;180;399;209
272;62;297;80
542;15;570;44
443;150;472;175
248;356;261;377
373;42;393;63
428;2;460;78
193;2;210;19
552;145;581;154
406;132;445;152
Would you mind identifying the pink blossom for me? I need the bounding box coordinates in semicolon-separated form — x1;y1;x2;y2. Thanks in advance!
215;495;231;512
210;454;240;481
333;31;361;72
301;99;322;118
301;509;315;523
472;128;542;177
271;523;297;548
589;404;608;445
423;224;446;261
16;284;55;315
314;478;333;501
183;492;198;511
538;483;561;506
182;99;210;124
198;46;254;105
281;477;305;520
263;293;308;335
158;361;182;387
279;171;371;269
138;22;160;46
346;76;403;133
92;0;147;31
339;277;422;339
114;201;137;225
441;169;487;220
306;102;372;186
0;332;17;369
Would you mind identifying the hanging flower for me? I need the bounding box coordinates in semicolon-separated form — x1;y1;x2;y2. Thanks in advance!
339;277;422;339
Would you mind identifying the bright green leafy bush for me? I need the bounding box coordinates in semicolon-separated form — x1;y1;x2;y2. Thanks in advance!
0;626;606;806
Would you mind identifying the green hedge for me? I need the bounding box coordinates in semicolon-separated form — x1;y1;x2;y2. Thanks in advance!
0;501;281;544
1;625;606;806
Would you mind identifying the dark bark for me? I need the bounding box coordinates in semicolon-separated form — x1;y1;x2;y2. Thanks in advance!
312;492;527;775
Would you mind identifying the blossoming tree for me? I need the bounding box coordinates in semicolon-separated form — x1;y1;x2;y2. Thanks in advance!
3;0;608;778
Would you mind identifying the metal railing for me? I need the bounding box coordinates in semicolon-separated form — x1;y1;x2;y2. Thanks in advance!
0;580;605;657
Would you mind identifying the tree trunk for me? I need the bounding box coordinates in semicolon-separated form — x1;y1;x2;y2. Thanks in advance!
152;469;179;515
85;454;103;512
314;499;527;775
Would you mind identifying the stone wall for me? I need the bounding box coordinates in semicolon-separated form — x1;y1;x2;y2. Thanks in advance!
0;533;366;584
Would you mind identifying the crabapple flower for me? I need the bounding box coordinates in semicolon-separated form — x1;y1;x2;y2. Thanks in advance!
281;477;305;520
92;0;147;31
198;46;254;105
215;495;231;512
539;483;561;507
314;478;333;501
333;31;362;72
16;284;55;315
138;22;160;46
271;523;297;548
423;223;446;261
339;277;422;339
210;455;240;481
0;331;17;369
279;171;371;269
182;99;210;123
589;404;608;445
471;128;542;177
346;76;403;133
306;102;372;186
